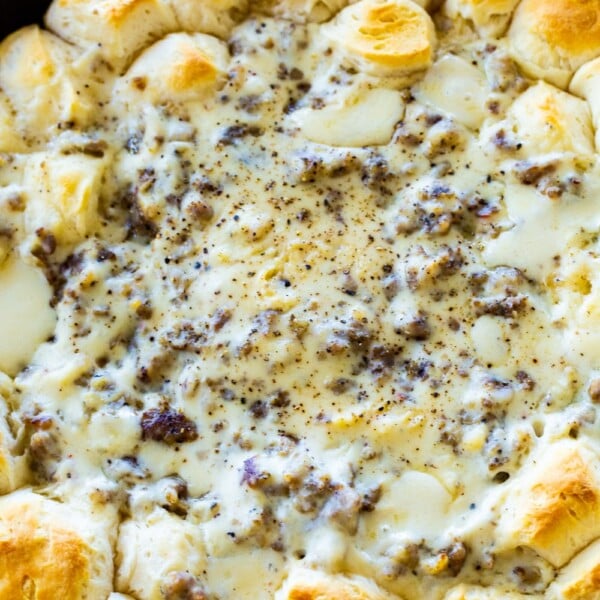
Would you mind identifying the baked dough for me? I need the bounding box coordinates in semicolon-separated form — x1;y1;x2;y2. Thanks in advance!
24;150;107;245
498;441;600;567
444;585;530;599
0;26;93;143
166;0;249;38
116;506;206;599
443;0;520;37
548;537;600;599
256;0;349;23
45;0;178;71
501;81;595;156
275;567;401;600
291;87;405;146
323;0;436;77
117;33;229;105
0;489;115;599
414;54;488;128
508;0;600;89
571;56;600;152
0;258;56;376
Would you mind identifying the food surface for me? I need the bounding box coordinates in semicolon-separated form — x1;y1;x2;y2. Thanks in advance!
1;0;600;598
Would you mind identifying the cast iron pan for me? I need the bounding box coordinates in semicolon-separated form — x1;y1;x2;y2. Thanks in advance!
0;0;50;40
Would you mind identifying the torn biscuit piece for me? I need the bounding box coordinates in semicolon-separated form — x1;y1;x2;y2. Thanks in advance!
166;0;249;38
549;536;600;599
414;54;488;129
275;567;401;600
497;441;600;568
0;92;24;153
444;0;520;37
0;258;57;377
0;489;115;599
570;56;600;152
0;375;26;492
444;584;531;599
503;81;595;156
45;0;178;72
508;0;600;89
24;150;107;245
118;32;229;106
0;26;93;142
323;0;436;79
255;0;349;23
116;506;207;599
291;87;404;146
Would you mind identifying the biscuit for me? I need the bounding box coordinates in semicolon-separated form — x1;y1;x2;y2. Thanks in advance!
323;0;436;78
0;26;92;143
570;56;600;151
0;376;25;492
24;150;108;245
0;489;115;599
116;506;207;599
444;585;530;599
119;33;229;105
414;53;488;129
167;0;249;39
444;0;520;37
256;0;349;23
0;94;24;153
291;87;404;146
0;258;57;377
508;0;600;89
275;567;400;600
504;81;595;156
549;537;600;599
2;1;600;598
497;441;600;567
45;0;178;71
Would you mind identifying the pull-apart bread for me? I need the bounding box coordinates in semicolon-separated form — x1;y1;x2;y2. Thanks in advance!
2;0;600;598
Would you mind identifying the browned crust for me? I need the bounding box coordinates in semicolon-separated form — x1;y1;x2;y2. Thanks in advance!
0;500;90;600
522;0;600;56
523;450;597;547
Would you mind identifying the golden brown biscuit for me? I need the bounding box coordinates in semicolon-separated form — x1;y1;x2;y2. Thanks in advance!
443;0;520;37
166;0;248;38
570;57;600;151
502;81;595;156
498;441;600;567
118;32;229;105
275;567;401;600
0;26;92;143
323;0;436;78
549;538;600;599
45;0;178;71
0;489;115;599
508;0;600;89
